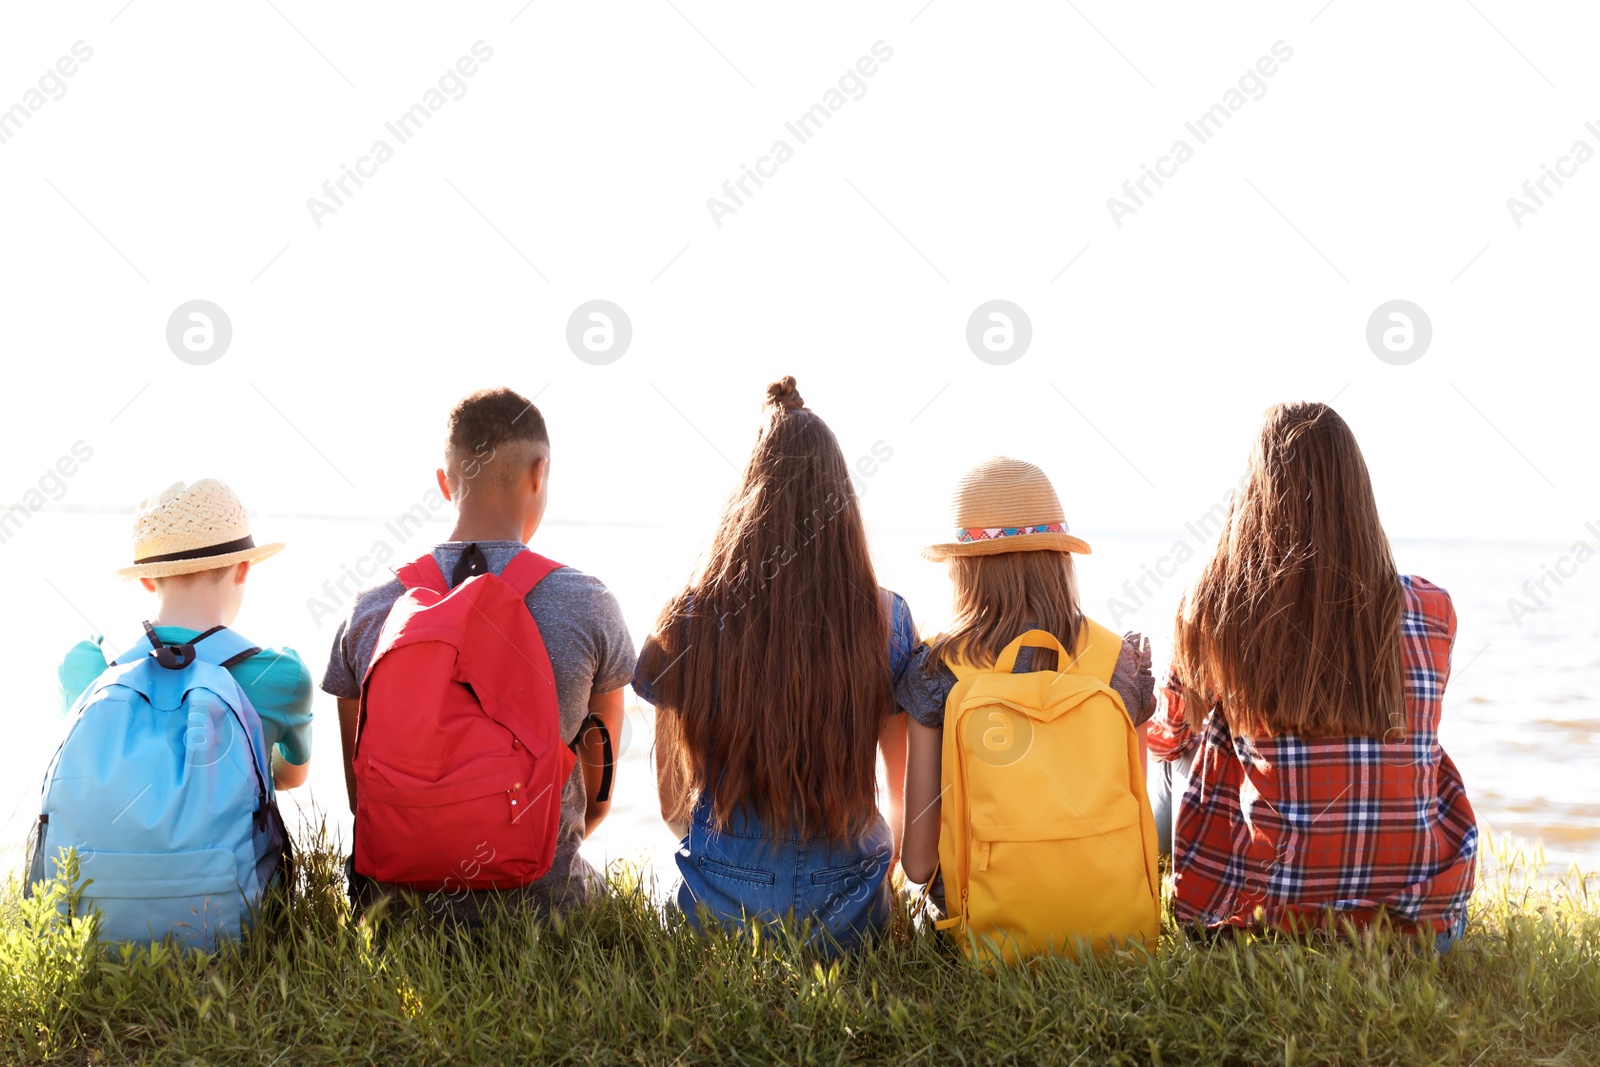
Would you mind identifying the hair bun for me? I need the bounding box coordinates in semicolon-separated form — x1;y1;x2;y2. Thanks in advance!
765;376;804;411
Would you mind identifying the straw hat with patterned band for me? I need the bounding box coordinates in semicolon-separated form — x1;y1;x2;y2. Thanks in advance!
922;456;1092;561
118;479;284;580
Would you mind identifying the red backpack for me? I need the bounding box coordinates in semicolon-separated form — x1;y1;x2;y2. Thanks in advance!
353;549;575;888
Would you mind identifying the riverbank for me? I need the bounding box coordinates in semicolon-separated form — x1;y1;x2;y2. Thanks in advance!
4;827;1597;1066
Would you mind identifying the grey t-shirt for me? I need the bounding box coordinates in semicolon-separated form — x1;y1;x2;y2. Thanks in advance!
321;541;637;916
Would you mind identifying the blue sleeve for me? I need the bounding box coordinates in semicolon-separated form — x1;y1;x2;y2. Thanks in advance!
882;590;917;686
57;639;111;715
236;648;315;766
895;643;957;729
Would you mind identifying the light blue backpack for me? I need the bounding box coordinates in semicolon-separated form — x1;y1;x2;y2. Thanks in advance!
29;623;290;950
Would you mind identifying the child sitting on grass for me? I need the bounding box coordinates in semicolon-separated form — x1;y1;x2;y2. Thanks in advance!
1148;401;1477;952
322;387;636;922
895;457;1158;957
38;478;307;946
633;377;917;955
57;478;313;790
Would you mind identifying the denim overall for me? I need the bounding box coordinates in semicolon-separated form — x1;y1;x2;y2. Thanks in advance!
657;589;915;954
675;798;894;955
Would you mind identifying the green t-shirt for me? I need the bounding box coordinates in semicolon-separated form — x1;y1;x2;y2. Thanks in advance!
57;627;314;766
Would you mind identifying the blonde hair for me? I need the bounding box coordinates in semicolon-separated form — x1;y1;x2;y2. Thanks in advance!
928;551;1084;671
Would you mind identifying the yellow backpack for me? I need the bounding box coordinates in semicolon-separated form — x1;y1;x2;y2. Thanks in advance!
933;620;1161;964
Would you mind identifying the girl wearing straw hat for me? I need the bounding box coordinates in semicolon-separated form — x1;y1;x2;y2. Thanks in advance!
894;457;1157;920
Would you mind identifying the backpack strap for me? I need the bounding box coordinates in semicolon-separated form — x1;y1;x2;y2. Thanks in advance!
1066;618;1121;684
947;623;1121;683
944;630;1068;681
189;626;263;669
105;624;261;670
568;713;614;802
101;625;275;826
450;542;493;584
499;550;564;599
994;629;1070;674
222;697;274;830
190;628;275;824
396;553;450;594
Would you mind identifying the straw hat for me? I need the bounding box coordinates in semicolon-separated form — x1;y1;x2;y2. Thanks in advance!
118;480;284;579
922;457;1091;561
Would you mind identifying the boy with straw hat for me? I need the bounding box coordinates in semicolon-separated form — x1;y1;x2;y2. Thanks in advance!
56;479;314;790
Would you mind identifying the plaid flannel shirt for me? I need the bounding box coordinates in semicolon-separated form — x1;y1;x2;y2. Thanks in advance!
1147;575;1477;934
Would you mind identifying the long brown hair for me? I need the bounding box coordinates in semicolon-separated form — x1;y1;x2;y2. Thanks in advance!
638;376;891;840
1172;401;1404;738
927;551;1084;671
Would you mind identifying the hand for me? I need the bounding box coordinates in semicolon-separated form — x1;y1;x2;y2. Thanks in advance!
1124;631;1153;674
1116;632;1157;723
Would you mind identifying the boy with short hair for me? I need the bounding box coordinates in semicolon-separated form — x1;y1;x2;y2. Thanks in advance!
57;479;314;789
322;387;636;919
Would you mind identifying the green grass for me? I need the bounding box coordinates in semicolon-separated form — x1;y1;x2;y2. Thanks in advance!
3;826;1597;1066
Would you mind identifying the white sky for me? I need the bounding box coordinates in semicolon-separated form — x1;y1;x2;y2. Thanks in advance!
1;2;1596;547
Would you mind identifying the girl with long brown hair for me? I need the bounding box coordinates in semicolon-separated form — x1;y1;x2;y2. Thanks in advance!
632;377;916;952
1148;401;1477;950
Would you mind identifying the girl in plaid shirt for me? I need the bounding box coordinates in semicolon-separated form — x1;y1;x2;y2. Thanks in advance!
1148;402;1476;951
